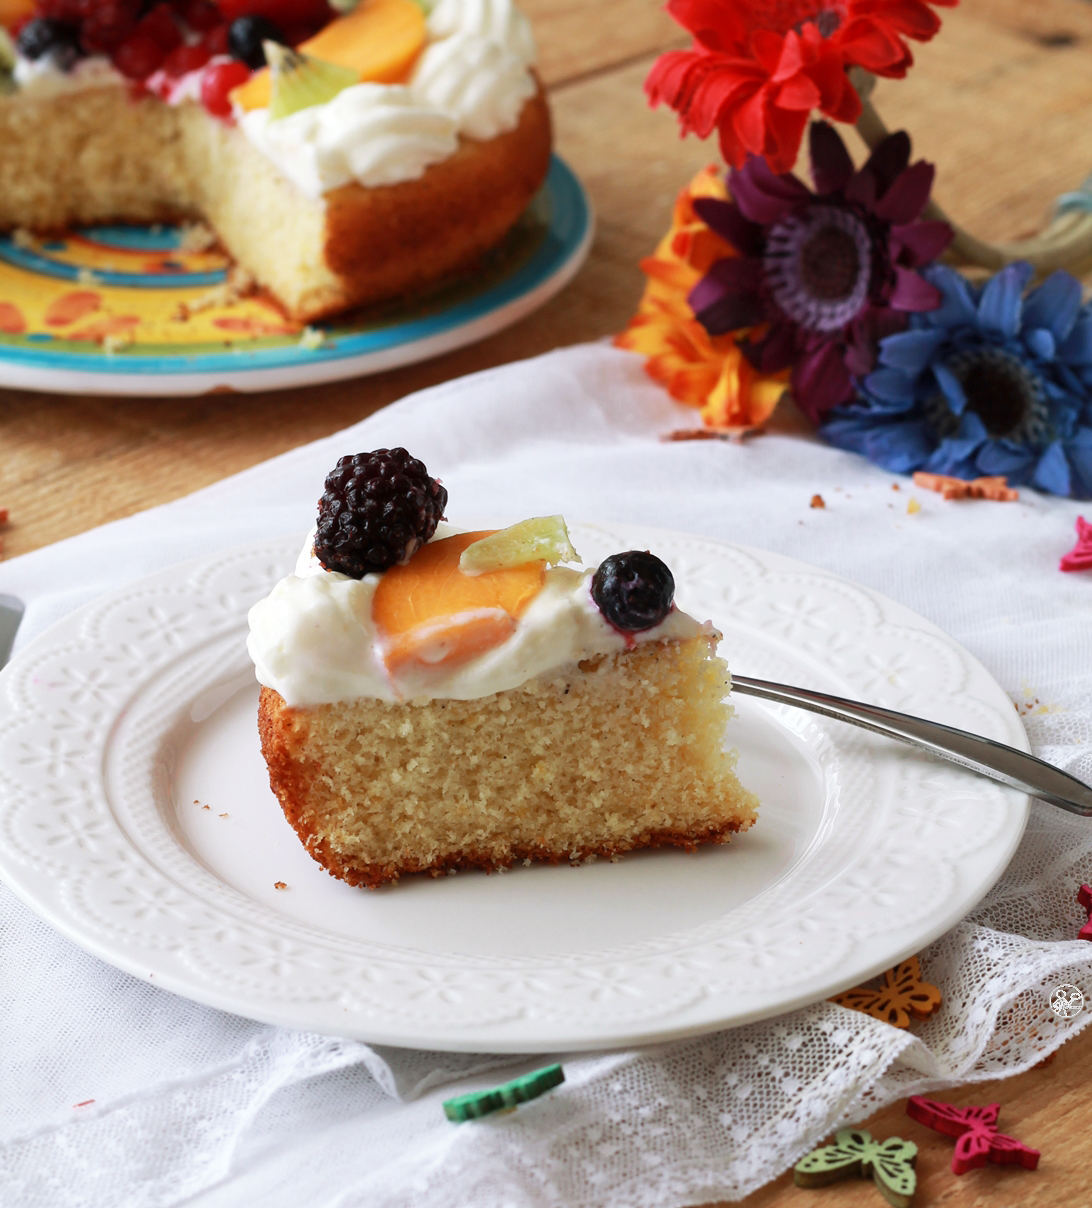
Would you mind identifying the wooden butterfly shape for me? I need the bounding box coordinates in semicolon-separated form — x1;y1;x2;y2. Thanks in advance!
794;1128;917;1208
906;1096;1040;1175
829;956;942;1028
1076;883;1092;941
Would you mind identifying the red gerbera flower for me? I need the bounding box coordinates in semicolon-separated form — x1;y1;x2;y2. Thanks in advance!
647;0;958;172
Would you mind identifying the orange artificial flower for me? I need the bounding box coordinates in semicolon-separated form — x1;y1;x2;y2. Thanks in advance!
616;165;787;427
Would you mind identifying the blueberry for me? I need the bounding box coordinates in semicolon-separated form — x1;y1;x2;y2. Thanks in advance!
591;551;675;632
16;18;81;67
227;16;285;70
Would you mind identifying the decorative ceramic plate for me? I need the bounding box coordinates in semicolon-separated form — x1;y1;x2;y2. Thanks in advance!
0;524;1029;1052
0;155;592;397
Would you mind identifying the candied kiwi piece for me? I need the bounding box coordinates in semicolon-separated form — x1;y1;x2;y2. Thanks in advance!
265;41;358;120
459;516;580;575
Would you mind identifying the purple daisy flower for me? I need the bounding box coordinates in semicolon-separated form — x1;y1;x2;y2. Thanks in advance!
688;122;953;422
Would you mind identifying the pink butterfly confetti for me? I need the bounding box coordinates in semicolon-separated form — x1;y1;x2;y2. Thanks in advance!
1060;516;1092;572
906;1096;1040;1175
1078;884;1092;941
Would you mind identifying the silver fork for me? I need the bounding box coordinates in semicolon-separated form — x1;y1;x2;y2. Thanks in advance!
731;674;1092;816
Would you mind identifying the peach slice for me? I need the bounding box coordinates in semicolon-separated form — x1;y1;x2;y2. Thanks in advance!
0;0;34;31
232;0;427;113
373;531;545;672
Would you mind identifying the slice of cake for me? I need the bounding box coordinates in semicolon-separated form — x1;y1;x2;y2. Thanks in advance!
247;449;759;887
0;0;551;322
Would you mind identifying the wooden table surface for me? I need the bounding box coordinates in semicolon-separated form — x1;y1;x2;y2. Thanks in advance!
3;1;1091;1202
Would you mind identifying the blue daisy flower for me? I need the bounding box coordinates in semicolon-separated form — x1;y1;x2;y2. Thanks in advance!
819;261;1092;498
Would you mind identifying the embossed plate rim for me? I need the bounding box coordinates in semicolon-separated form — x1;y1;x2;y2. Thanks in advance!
0;524;1031;1050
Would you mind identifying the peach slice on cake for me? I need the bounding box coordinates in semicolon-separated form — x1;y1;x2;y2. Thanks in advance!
373;531;545;672
232;0;427;113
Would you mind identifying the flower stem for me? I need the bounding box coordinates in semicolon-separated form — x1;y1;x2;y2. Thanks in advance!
852;73;1092;277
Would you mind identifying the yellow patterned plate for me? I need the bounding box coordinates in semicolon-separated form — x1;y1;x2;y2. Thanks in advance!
0;155;592;396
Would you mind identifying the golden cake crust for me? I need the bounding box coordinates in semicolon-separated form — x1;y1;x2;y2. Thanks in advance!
314;86;553;322
257;637;759;889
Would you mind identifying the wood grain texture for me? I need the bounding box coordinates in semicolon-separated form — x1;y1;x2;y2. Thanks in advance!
3;4;1092;1199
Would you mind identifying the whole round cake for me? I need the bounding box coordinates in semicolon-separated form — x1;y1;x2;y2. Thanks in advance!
0;0;552;321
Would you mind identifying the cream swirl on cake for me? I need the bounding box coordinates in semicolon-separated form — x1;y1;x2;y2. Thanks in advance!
237;84;460;198
247;531;709;707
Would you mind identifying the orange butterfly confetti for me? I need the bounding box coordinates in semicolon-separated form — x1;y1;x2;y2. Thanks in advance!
830;956;942;1028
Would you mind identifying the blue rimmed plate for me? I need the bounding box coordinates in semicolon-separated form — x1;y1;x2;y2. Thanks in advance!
0;155;593;396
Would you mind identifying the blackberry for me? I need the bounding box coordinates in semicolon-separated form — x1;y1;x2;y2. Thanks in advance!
227;15;285;69
16;17;81;65
591;551;675;632
314;449;447;579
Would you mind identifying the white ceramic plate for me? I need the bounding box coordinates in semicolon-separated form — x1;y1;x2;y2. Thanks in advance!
0;524;1029;1052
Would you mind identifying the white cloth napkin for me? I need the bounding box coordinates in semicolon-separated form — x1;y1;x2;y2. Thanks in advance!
2;343;1091;1207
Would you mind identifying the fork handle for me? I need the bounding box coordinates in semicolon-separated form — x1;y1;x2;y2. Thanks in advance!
730;674;1092;816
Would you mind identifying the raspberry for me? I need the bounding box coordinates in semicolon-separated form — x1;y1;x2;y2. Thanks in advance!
199;57;249;116
591;551;675;632
314;449;448;579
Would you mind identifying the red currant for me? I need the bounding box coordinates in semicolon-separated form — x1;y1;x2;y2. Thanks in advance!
200;58;251;119
136;4;182;52
162;41;210;77
112;30;167;79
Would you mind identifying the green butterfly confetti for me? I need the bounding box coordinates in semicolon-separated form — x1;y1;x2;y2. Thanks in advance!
443;1064;564;1123
794;1128;918;1208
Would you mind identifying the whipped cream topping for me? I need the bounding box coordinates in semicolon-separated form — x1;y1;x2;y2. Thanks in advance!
13;53;123;97
427;0;536;67
247;532;711;707
238;83;459;200
410;32;534;141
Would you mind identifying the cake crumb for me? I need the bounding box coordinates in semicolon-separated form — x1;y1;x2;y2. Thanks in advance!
274;881;287;890
912;470;1019;501
810;494;826;509
299;325;326;351
202;805;210;810
891;482;900;491
103;331;134;355
76;267;101;286
172;266;255;320
12;228;36;250
907;497;921;514
219;813;228;818
178;221;217;253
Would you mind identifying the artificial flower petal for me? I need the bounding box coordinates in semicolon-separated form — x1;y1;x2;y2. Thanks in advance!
1032;440;1073;496
809;120;856;195
691;198;766;256
1023;270;1084;344
977;261;1035;339
890;265;942;312
823;260;1092;499
615;165;788;427
872;160;935;223
878;328;946;375
890;219;954;265
648;0;953;171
